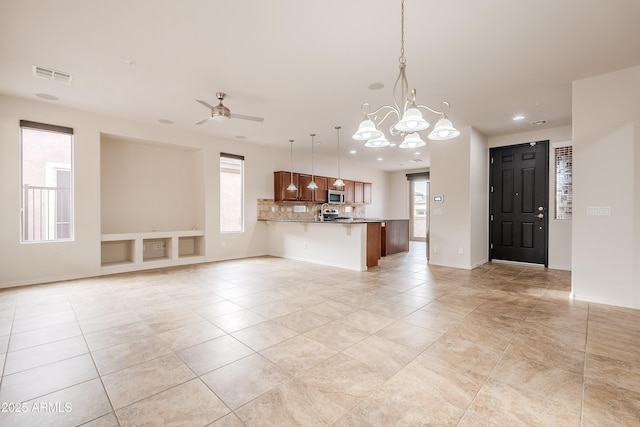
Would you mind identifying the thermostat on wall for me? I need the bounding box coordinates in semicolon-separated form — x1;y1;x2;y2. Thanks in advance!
433;195;444;202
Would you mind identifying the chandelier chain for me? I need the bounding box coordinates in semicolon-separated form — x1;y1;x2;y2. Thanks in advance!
399;0;406;65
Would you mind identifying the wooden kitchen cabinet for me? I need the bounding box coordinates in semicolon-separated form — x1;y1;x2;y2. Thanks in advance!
314;176;328;202
343;180;355;203
274;171;299;201
274;172;370;204
363;182;372;204
354;181;364;204
298;174;327;202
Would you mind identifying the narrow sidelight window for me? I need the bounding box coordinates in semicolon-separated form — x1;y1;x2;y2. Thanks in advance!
220;153;244;233
554;146;572;220
20;120;74;242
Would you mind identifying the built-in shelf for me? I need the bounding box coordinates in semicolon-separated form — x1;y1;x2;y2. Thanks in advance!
101;230;205;274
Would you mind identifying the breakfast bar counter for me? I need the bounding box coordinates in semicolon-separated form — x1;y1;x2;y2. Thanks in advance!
263;219;381;271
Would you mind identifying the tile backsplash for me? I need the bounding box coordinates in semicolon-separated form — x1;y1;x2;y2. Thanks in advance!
257;199;365;221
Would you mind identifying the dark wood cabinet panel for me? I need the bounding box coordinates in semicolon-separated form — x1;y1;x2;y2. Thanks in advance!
314;176;328;202
274;172;371;204
343;180;355;203
366;222;381;268
274;171;299;201
381;220;409;256
298;174;314;201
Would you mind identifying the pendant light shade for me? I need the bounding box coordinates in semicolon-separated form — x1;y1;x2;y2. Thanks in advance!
428;115;461;140
334;126;345;187
287;139;297;191
307;133;318;190
399;132;426;149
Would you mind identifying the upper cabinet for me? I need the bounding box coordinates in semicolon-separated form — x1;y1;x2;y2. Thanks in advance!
363;182;372;204
343;180;355;204
274;171;371;204
274;171;300;201
354;181;364;204
275;172;328;202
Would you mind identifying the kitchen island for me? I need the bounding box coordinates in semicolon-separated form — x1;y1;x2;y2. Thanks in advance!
263;219;381;271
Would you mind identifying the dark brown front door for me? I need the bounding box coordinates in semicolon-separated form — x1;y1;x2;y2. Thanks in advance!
490;141;549;266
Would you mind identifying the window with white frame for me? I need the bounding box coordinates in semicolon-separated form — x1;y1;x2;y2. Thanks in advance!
220;153;244;233
20;120;74;242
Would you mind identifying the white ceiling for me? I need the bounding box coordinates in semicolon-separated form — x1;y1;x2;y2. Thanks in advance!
1;0;640;171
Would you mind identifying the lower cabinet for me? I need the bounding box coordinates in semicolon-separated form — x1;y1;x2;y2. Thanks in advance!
381;220;410;256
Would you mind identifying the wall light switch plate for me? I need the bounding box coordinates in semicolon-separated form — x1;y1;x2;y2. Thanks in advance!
587;206;611;216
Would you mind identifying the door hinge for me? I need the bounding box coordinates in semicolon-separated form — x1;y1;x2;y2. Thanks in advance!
490;185;494;193
490;214;494;221
490;243;494;250
491;157;494;164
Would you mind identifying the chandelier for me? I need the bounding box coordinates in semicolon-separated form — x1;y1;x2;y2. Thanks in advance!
353;0;460;148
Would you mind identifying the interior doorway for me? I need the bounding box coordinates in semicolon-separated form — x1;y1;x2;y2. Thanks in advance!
410;179;429;242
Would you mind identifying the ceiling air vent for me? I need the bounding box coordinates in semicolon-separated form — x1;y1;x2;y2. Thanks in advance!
32;65;73;85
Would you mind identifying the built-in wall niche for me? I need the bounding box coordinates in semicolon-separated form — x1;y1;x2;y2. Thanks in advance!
101;240;134;266
100;133;206;274
100;133;205;234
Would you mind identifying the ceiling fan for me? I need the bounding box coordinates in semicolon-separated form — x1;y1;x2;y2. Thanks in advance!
195;92;264;125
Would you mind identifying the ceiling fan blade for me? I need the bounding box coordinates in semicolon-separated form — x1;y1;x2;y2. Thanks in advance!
195;116;213;125
230;113;264;123
196;99;215;110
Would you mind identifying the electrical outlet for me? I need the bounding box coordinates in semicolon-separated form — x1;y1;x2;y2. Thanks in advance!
433;245;438;254
153;242;163;250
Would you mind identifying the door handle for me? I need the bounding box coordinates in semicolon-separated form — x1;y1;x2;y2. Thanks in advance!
536;213;544;219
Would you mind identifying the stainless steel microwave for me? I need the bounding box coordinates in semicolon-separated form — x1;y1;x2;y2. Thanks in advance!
327;189;345;204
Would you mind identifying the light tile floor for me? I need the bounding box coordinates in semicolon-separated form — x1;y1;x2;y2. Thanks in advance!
1;243;639;426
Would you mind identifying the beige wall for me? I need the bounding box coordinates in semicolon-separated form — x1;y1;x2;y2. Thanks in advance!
571;66;640;309
0;94;389;287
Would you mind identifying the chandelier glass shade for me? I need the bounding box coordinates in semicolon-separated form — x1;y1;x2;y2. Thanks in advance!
287;139;297;191
354;0;459;147
307;133;318;190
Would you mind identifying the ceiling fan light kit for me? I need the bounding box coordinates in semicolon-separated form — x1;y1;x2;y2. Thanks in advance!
196;92;264;125
354;0;460;148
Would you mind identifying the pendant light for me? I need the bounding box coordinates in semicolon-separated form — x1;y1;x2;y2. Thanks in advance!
286;139;297;191
353;0;460;146
334;126;345;187
307;133;318;190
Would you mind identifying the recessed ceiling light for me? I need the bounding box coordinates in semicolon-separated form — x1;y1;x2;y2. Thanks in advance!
368;82;384;90
512;115;525;121
377;157;383;161
158;119;173;124
235;135;247;140
390;143;397;147
350;150;357;154
36;93;58;101
414;152;420;155
531;119;548;126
